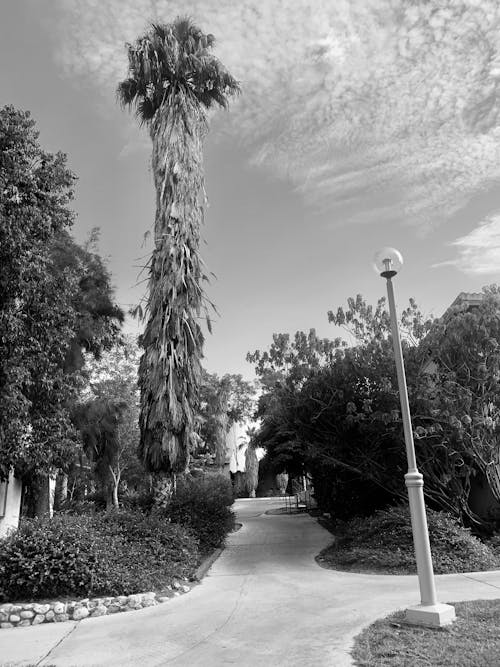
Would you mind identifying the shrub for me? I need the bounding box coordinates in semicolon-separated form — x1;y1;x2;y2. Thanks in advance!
165;474;235;553
321;503;500;574
0;510;199;602
92;511;200;595
0;515;104;602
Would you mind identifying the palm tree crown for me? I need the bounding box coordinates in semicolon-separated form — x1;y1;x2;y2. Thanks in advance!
117;18;240;123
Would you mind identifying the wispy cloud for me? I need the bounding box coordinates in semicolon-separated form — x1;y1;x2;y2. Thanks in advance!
50;0;500;234
434;215;500;275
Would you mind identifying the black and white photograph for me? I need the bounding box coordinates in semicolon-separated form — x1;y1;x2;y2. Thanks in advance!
2;1;500;665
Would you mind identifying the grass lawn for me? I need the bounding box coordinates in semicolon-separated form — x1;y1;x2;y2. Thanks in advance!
352;599;500;666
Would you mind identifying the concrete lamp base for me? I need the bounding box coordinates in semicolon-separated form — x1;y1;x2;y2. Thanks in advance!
406;603;456;628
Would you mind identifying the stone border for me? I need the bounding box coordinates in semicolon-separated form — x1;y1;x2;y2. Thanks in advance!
0;580;192;629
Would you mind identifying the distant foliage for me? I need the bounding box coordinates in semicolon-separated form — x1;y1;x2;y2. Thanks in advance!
0;511;199;602
196;369;256;464
72;336;142;509
165;474;235;553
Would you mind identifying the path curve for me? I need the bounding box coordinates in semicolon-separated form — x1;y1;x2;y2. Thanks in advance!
2;497;500;666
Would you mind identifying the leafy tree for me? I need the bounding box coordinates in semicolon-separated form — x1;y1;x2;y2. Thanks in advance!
196;370;256;465
50;229;124;373
117;18;239;475
72;336;143;508
247;329;340;391
0;106;81;481
250;295;466;518
0;105;124;519
252;291;500;527
416;286;500;515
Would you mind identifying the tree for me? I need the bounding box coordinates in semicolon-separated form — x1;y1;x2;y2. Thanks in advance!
196;369;256;466
244;443;259;498
50;228;124;374
247;329;340;391
251;291;500;527
73;335;143;508
72;399;127;509
416;286;500;515
249;296;446;518
117;18;239;475
0;105;81;482
0;105;124;519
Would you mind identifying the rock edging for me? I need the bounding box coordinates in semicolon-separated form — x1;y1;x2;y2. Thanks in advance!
0;580;192;629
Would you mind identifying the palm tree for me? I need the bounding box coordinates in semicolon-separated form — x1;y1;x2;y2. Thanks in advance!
117;18;239;475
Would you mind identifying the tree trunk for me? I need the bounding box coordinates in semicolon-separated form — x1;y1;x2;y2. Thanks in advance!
245;446;259;498
138;99;207;476
54;472;68;510
108;466;120;510
112;482;119;508
32;474;56;517
151;471;175;509
105;486;114;511
276;472;289;496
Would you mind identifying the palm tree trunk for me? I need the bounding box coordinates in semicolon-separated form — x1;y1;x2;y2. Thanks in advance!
139;96;207;475
151;471;175;509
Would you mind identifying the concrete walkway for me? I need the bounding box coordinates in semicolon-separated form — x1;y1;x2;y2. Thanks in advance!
2;497;500;666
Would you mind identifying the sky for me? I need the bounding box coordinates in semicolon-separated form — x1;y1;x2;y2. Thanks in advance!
2;0;500;381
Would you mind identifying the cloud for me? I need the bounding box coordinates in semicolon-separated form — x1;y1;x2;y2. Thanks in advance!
49;0;500;231
434;214;500;275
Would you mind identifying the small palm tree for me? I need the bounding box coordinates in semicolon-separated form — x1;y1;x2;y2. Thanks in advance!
117;18;239;475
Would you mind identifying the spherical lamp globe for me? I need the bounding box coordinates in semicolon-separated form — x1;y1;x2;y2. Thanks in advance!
373;247;404;277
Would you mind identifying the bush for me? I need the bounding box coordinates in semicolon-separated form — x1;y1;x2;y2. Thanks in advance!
165;474;235;553
320;504;500;574
0;515;103;602
92;511;200;595
0;510;199;602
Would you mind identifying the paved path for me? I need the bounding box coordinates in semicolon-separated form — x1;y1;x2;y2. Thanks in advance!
2;497;500;666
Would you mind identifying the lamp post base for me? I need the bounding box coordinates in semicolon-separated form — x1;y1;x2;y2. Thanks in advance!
406;603;456;627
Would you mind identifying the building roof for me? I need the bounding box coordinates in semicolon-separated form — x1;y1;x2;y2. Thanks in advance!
440;292;484;322
448;292;484;310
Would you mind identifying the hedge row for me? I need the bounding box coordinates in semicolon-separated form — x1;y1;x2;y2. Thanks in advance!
0;473;235;602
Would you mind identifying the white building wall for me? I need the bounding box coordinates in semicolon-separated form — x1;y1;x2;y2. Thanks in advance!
0;470;22;537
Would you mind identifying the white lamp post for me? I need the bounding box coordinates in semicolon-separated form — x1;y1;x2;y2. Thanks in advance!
374;247;455;627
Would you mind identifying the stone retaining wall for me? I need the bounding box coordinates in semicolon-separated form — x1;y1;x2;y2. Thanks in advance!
0;580;192;629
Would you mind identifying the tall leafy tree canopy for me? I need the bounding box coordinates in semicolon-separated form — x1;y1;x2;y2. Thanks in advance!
51;229;124;372
117;18;239;474
0;106;79;480
0;105;124;481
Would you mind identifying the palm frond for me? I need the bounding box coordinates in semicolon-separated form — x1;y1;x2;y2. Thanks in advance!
117;16;240;124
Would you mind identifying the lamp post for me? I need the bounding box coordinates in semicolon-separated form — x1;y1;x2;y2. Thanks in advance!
374;247;455;627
